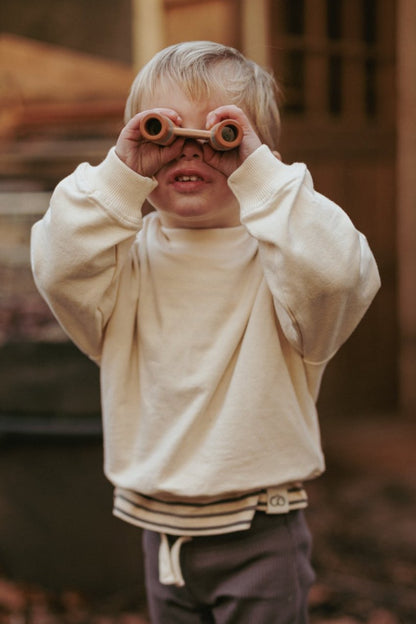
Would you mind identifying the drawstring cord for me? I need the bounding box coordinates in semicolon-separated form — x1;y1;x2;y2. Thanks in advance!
158;534;192;586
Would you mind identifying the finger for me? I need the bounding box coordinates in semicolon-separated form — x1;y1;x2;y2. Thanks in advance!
146;108;183;127
149;137;186;175
205;105;246;130
207;104;243;118
201;143;239;177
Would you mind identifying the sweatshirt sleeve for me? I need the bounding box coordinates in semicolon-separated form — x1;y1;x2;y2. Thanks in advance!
30;148;158;361
228;145;381;364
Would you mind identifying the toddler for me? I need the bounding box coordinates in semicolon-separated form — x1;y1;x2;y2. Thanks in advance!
31;41;381;623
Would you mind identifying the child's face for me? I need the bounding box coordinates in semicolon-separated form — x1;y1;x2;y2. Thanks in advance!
143;81;240;229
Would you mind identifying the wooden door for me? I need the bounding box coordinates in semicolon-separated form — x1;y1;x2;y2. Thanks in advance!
269;0;397;415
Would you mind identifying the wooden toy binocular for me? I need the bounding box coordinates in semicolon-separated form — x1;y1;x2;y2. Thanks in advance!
140;113;243;151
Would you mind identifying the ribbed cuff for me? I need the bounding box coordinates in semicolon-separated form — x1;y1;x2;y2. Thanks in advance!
228;145;305;219
88;147;158;227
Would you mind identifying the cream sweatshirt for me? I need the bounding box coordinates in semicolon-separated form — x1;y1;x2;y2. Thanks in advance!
31;145;380;502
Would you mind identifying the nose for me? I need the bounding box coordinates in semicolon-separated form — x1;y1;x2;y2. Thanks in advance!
179;139;203;160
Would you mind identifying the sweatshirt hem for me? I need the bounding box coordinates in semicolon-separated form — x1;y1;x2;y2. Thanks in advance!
112;484;308;537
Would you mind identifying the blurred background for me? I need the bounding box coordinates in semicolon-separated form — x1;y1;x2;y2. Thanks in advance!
0;1;415;623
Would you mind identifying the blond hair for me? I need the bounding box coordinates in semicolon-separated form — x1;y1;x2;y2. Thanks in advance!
125;41;282;150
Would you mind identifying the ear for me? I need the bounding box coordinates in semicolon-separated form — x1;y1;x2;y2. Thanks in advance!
272;150;282;161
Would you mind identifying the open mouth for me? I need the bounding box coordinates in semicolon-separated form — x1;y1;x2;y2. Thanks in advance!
175;175;204;182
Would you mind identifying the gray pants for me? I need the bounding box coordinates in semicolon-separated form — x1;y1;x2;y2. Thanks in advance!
142;510;315;624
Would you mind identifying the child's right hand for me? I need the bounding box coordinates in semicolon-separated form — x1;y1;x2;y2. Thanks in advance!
115;109;185;178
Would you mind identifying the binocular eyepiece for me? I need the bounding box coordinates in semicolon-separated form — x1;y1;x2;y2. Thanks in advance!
140;113;243;151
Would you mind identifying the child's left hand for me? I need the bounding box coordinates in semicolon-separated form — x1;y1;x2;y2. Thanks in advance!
202;105;262;177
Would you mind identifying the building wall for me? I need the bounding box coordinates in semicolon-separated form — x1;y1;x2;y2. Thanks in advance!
268;0;398;415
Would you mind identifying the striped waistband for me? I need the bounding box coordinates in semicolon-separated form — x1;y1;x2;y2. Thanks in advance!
113;484;308;537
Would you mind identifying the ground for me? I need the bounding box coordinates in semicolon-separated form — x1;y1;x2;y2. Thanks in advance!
307;417;416;623
0;416;415;624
